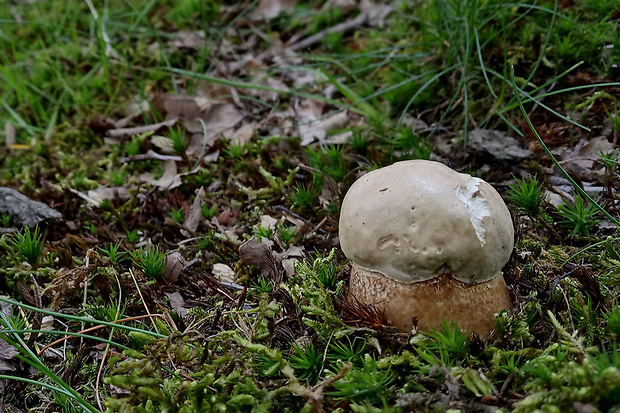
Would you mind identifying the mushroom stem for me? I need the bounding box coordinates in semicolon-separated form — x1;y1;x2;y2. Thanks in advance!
348;263;511;338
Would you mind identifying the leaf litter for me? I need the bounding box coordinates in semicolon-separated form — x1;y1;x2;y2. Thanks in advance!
1;1;620;412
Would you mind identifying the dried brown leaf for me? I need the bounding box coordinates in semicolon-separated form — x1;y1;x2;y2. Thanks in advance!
153;93;202;121
171;31;206;51
86;187;131;205
184;187;206;233
294;99;325;146
212;263;236;284
137;160;182;190
252;0;298;20
184;103;244;134
554;136;614;180
165;291;189;319
239;237;279;279
163;252;186;283
468;128;531;161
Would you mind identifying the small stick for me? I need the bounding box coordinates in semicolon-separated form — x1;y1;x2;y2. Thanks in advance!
287;13;368;52
129;268;159;331
37;313;165;355
120;149;183;163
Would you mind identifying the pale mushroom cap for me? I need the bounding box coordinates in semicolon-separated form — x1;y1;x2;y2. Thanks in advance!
339;160;514;284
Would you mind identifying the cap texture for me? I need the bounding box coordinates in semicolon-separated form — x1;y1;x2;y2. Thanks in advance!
339;160;514;284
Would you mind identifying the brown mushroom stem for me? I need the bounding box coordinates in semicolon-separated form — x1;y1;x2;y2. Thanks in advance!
348;263;511;338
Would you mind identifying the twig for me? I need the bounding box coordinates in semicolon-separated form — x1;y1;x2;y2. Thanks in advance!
287;13;368;52
499;370;517;397
107;118;177;138
310;216;329;235
129;268;159;331
155;301;178;331
37;313;165;355
119;149;183;163
304;361;352;412
274;205;327;234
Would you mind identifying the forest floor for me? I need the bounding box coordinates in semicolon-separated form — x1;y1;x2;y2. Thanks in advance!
1;1;620;412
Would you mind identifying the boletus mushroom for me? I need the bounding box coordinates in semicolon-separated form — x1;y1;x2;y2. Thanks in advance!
339;160;513;338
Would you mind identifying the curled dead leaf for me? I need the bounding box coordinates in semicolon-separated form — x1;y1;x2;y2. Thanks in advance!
163;252;186;283
212;263;236;284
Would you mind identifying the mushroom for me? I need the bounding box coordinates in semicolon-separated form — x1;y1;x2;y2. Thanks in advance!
339;160;513;338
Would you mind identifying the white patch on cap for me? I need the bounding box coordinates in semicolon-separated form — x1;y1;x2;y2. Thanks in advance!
455;177;490;246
